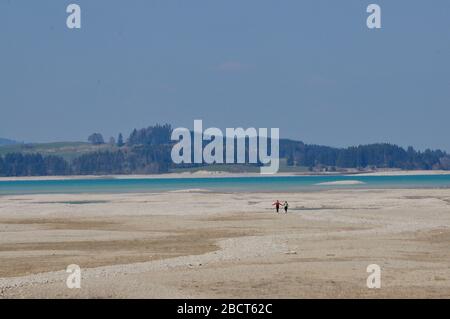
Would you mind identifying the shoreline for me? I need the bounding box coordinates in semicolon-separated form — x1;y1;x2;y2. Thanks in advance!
1;188;450;298
1;169;450;182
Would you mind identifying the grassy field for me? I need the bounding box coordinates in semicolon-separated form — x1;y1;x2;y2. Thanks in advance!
0;142;113;161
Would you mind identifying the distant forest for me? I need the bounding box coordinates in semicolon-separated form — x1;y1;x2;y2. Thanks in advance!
1;124;449;176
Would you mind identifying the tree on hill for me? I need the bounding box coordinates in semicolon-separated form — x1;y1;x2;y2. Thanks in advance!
127;124;172;146
117;133;124;147
88;133;104;145
0;153;69;176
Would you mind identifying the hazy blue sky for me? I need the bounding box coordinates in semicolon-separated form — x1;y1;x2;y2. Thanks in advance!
1;0;449;151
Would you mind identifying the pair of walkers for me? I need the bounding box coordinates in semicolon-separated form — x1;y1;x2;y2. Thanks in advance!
272;200;289;214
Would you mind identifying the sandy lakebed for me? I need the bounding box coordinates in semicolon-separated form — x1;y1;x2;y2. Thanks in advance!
1;187;450;298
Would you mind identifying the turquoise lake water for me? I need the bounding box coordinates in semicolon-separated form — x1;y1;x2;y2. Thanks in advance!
1;174;450;195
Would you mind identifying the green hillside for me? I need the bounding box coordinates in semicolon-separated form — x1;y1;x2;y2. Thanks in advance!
0;142;114;161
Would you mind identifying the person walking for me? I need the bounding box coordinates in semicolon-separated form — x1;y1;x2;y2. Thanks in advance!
272;200;281;213
283;201;289;214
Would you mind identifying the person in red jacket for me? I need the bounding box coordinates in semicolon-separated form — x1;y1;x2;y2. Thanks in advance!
272;200;281;213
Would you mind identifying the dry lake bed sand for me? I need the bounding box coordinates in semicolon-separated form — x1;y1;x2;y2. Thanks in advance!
1;188;450;298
